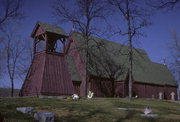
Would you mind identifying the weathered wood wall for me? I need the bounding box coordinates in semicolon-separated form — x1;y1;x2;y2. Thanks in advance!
133;83;177;99
89;77;112;97
20;52;75;96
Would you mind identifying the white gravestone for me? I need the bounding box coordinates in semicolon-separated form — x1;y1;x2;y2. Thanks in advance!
141;106;159;118
159;92;163;100
72;94;79;100
34;112;55;122
144;106;152;115
170;92;175;101
87;91;94;99
16;107;34;114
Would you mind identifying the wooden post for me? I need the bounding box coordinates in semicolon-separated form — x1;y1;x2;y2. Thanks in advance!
44;34;48;52
33;37;36;55
63;38;66;53
35;87;39;98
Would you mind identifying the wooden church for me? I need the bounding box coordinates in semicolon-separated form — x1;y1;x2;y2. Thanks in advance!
20;22;178;100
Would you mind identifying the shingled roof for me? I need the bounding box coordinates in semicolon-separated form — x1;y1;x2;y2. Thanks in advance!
65;55;81;81
31;22;67;37
72;32;177;86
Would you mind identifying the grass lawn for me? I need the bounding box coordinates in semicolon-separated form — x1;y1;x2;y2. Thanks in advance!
0;97;180;122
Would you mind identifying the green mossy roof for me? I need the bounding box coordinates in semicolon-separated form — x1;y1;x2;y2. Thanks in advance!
65;55;81;82
72;32;177;86
39;22;67;37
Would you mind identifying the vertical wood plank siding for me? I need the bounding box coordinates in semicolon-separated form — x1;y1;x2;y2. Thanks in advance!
20;52;45;96
20;52;75;96
41;53;74;95
89;77;112;97
132;83;177;99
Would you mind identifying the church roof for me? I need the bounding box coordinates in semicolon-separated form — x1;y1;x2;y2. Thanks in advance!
31;22;67;38
65;55;81;81
71;32;177;86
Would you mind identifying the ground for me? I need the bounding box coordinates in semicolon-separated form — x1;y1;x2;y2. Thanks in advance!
0;88;20;97
0;97;180;122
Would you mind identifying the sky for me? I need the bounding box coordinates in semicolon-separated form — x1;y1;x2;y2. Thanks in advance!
1;0;180;88
21;0;180;63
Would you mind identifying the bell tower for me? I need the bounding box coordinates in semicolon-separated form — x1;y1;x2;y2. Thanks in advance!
32;22;68;54
20;22;75;96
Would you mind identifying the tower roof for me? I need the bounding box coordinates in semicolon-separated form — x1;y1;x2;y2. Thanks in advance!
31;21;68;38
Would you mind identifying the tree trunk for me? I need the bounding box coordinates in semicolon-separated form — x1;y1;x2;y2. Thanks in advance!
129;57;133;99
85;36;89;96
126;0;133;100
11;79;14;97
111;79;115;97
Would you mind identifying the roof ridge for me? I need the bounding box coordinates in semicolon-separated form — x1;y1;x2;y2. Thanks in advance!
72;31;147;54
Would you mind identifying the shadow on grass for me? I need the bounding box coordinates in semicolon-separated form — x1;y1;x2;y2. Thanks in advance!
116;110;158;122
56;108;109;122
112;99;144;108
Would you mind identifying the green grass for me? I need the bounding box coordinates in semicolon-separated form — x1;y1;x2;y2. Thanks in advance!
0;97;180;122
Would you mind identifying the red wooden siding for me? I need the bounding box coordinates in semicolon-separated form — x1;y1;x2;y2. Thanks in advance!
20;52;75;96
41;52;74;95
20;52;45;96
89;77;112;97
115;81;126;97
115;81;178;100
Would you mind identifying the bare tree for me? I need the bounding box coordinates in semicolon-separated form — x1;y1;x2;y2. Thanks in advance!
16;39;33;80
171;32;180;67
0;0;23;86
0;36;6;84
0;0;23;31
169;31;180;79
0;48;4;80
88;41;124;97
149;0;180;9
53;0;107;96
4;32;25;97
107;0;151;100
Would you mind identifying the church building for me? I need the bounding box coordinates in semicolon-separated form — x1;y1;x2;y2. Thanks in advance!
20;22;178;100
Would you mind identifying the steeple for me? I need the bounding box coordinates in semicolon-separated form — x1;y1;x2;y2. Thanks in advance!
31;21;68;54
20;22;74;96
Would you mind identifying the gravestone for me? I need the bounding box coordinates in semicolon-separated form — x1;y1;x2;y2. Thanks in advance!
72;94;79;100
141;114;158;118
16;107;34;114
170;92;175;101
141;106;158;118
117;108;129;111
159;92;163;100
135;95;138;99
34;112;55;122
144;106;152;115
87;91;94;99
